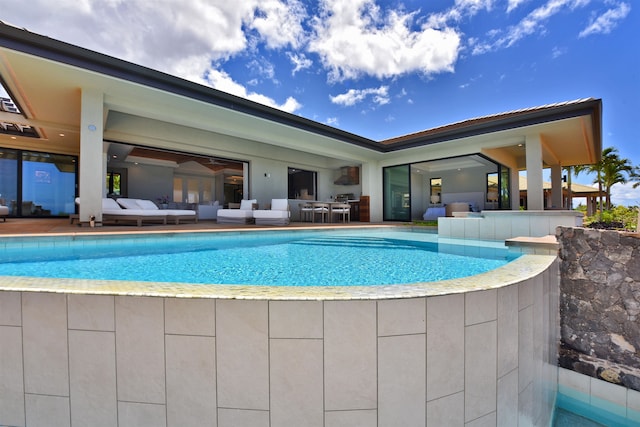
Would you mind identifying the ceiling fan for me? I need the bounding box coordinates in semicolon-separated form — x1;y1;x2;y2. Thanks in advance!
207;158;227;165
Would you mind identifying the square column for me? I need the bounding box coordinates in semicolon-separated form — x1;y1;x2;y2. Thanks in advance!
550;164;563;209
525;135;544;210
79;89;105;224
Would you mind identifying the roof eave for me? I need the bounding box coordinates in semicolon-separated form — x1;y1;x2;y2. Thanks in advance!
0;22;379;150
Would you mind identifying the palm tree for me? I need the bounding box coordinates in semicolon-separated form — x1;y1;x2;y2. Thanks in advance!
572;147;633;211
572;163;603;213
630;165;640;189
600;148;632;209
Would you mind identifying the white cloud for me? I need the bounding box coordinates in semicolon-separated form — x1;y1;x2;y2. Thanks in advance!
611;182;640;207
309;0;461;82
326;117;339;126
579;2;631;38
249;0;307;48
287;53;313;75
471;0;591;55
203;69;302;113
330;86;389;107
506;0;530;13
0;0;306;113
551;46;567;58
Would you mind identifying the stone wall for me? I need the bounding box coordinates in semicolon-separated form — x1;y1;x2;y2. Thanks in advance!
557;226;640;391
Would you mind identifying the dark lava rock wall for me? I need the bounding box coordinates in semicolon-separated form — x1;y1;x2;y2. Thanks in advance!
557;226;640;391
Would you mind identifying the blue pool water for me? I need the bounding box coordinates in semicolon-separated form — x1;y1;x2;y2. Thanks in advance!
0;229;519;286
553;392;639;426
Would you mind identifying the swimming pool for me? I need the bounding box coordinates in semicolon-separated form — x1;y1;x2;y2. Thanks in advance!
0;226;560;426
0;229;518;286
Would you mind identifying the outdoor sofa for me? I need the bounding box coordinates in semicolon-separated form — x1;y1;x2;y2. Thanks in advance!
116;198;197;224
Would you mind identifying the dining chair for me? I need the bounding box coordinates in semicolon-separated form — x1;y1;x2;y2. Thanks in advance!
311;202;329;223
300;202;313;222
331;203;351;223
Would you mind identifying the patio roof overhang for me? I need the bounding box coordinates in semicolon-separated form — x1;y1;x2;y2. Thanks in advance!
0;22;602;171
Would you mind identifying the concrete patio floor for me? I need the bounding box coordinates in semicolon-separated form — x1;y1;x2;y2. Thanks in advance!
0;218;400;237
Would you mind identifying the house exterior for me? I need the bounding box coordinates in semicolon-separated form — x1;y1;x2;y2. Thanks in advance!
0;22;602;224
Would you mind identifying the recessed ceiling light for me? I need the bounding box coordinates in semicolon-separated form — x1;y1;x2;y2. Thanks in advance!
59;133;65;137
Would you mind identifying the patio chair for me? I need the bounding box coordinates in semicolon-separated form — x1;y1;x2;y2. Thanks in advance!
312;202;330;223
253;199;290;226
0;204;8;221
331;203;351;223
216;199;258;224
299;202;313;222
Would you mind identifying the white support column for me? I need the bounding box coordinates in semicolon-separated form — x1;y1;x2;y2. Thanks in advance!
525;135;544;211
510;167;520;210
550;164;563;209
79;88;105;225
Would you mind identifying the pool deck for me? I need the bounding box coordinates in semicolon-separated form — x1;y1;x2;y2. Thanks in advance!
0;218;409;237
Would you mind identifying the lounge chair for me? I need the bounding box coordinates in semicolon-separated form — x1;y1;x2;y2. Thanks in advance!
102;198;167;226
0;204;8;221
253;199;290;226
116;198;197;224
216;199;257;224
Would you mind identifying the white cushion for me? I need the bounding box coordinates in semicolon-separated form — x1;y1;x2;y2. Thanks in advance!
116;198;143;209
136;199;160;210
239;199;257;210
253;210;289;219
102;198;122;210
270;199;289;211
218;209;254;218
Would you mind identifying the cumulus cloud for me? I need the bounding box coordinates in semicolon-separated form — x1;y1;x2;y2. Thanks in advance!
0;0;306;113
579;2;631;38
203;69;302;113
308;0;461;82
330;86;389;107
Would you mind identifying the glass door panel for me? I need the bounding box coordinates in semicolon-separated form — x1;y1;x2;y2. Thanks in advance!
21;151;76;217
383;164;411;221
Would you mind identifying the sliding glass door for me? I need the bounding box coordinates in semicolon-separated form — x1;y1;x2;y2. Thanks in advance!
0;148;77;217
383;164;411;221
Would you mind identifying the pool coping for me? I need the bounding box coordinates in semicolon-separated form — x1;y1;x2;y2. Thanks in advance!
0;225;557;301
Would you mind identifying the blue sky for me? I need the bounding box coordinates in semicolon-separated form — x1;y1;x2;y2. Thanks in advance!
1;0;638;205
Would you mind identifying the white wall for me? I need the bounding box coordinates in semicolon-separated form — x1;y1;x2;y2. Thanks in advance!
0;259;559;427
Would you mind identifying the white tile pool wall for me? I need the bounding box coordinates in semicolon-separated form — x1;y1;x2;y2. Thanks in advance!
0;259;559;427
438;210;583;241
558;368;640;423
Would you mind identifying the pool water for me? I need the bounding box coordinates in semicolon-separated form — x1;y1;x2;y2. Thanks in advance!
553;392;639;427
0;229;518;286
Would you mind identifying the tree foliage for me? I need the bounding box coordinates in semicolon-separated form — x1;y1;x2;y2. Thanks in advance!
573;147;634;211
